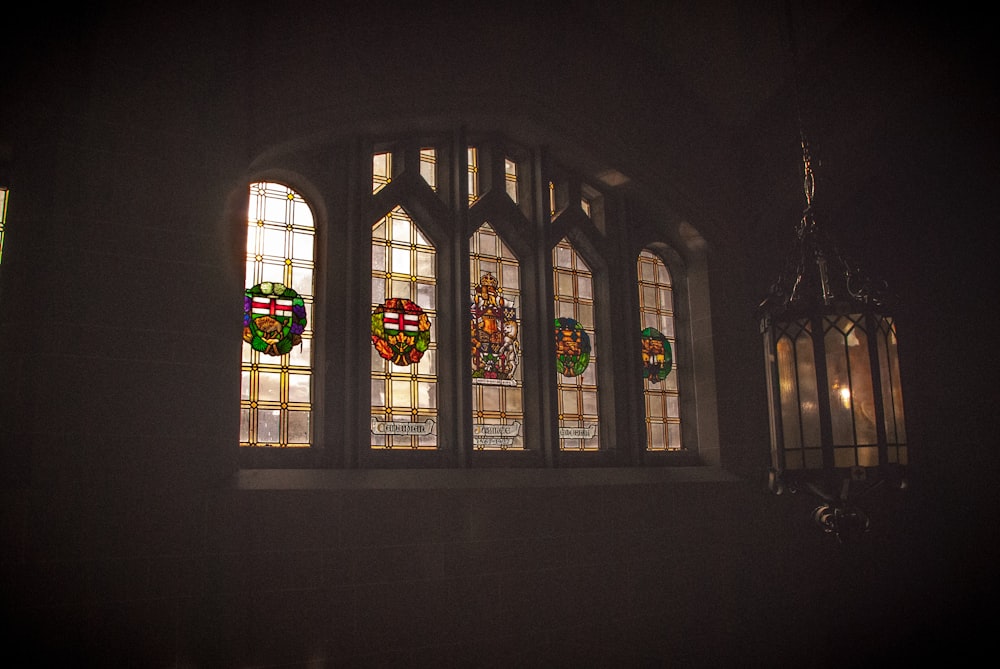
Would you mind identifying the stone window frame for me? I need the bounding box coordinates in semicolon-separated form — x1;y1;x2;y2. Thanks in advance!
235;127;719;471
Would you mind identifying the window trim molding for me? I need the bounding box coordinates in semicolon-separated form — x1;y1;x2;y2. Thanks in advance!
234;125;721;470
233;465;742;490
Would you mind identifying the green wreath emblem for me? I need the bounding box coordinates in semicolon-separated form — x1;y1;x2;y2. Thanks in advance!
243;282;307;356
371;297;432;366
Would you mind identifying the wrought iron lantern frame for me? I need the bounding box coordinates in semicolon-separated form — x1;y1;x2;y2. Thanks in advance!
758;129;908;541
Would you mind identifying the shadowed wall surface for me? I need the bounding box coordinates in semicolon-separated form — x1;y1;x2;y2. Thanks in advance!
2;2;996;666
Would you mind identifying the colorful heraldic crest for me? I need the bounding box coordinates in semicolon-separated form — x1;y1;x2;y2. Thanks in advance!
371;297;432;366
243;282;307;356
471;273;520;385
554;317;591;377
641;327;673;383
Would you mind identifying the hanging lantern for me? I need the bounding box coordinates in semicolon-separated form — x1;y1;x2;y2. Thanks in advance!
758;132;908;540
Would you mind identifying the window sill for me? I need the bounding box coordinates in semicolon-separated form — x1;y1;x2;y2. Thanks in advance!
232;465;742;490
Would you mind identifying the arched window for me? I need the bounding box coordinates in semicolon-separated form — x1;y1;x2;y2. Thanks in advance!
234;131;717;469
553;237;600;451
637;249;681;450
370;205;439;449
470;222;523;450
240;182;315;448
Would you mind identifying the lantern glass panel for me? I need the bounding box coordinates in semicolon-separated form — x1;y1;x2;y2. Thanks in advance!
877;316;907;444
834;446;856;468
803;448;823;469
825;316;858;445
794;328;821;449
857;446;878;467
848;325;878;446
776;335;802;450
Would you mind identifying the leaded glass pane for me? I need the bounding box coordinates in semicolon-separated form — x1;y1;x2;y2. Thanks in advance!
467;147;479;205
470;222;524;450
258;371;281;401
290;266;313;296
373;152;391;193
420;148;437;191
258;409;281;443
239;409;250;442
555;238;599;450
638;250;680;451
287;411;310;444
667;423;681;450
416;250;434;276
241;182;315;449
370;205;438;449
504;157;518;203
417;348;436;375
260;262;284;284
288;373;311;403
262;227;285;257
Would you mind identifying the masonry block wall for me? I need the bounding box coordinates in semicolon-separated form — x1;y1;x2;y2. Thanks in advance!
2;477;938;666
2;3;996;667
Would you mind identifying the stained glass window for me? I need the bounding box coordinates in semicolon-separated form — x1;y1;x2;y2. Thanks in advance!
553;237;599;450
637;249;681;450
467;147;479;205
470;223;523;449
371;205;439;449
241;182;315;448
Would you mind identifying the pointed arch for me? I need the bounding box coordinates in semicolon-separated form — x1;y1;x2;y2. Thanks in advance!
370;204;439;449
470;221;524;450
553;235;601;450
